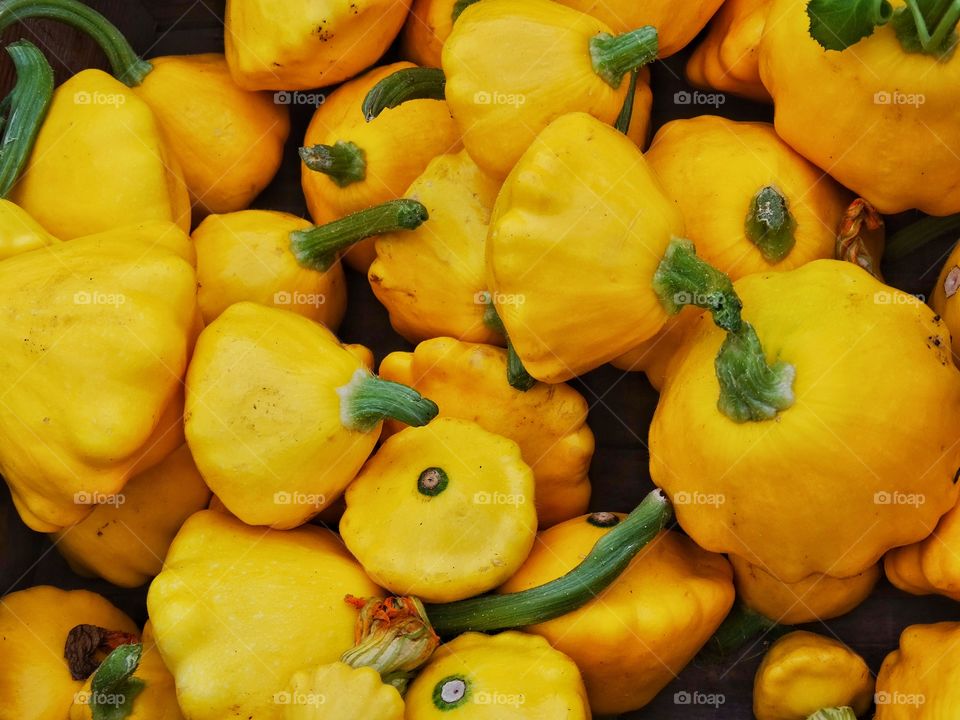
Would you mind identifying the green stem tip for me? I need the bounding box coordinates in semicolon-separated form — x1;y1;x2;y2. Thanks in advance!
337;368;439;433
745;185;797;264
423;488;672;636
88;643;145;720
299;141;366;187
0;40;53;199
590;26;658;89
362;67;446;122
614;67;641;136
0;0;152;85
699;601;788;661
290;199;428;272
482;299;536;391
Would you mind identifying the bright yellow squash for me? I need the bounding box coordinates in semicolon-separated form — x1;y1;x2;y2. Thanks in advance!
50;444;211;588
0;226;198;532
487;112;683;382
0;586;139;720
753;631;873;720
283;663;405;720
404;631;591;719
885;496;960;601
369;151;501;345
875;622;960;717
760;0;960;214
185;301;437;528
11;69;190;239
651;260;960;583
379;337;593;526
147;510;383;720
0;200;57;259
500;519;733;714
225;0;410;90
442;0;658;179
301;62;460;271
341;417;537;602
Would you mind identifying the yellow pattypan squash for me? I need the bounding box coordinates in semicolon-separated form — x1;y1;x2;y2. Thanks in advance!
885;494;960;600
185;301;437;528
283;662;404;720
487;112;683;382
404;631;591;719
147;509;383;720
0;585;139;720
651;260;960;583
500;519;733;714
379;337;593;526
301;62;460;271
931;242;960;364
612;116;853;382
11;69;190;240
369;150;501;345
50;444;211;588
686;0;772;102
753;631;873;720
0;225;198;532
226;0;410;90
875;622;960;717
732;556;880;625
760;0;960;214
341;417;537;602
192;209;348;328
442;0;658;179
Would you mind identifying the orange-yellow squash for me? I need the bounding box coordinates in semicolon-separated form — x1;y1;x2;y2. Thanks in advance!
885;495;960;601
875;622;960;717
283;663;404;720
379;337;593;526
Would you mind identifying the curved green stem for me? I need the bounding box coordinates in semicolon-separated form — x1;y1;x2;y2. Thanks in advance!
337;369;439;433
89;644;145;720
891;0;959;56
699;601;788;661
299;141;366;187
362;67;446;121
885;213;960;260
589;26;658;88
0;40;53;198
290;199;428;272
807;709;858;720
0;0;152;85
653;238;743;332
745;186;797;264
482;299;536;391
423;489;672;636
614;68;640;136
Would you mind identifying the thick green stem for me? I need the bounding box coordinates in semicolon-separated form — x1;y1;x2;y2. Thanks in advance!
337;369;439;433
653;238;743;332
362;67;446;121
589;27;658;88
613;68;640;136
745;186;797;264
290;199;428;272
423;489;672;636
0;41;53;198
88;644;145;720
482;299;535;391
806;709;858;720
898;0;960;54
0;0;152;85
885;213;960;260
699;601;788;661
299;141;366;187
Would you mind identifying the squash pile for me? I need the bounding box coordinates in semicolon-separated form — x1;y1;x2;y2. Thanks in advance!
1;0;959;717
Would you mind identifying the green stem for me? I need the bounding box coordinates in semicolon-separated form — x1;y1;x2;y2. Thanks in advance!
482;299;536;391
745;186;797;264
423;489;672;636
885;213;960;260
0;0;152;85
927;0;960;48
893;0;960;56
654;238;795;423
807;709;858;720
0;40;53;198
362;67;446;122
589;27;658;88
699;602;788;661
337;369;439;433
299;141;366;188
613;68;640;136
89;643;146;720
451;0;480;22
290;199;428;272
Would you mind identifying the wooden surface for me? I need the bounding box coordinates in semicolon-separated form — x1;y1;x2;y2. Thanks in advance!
1;2;958;718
